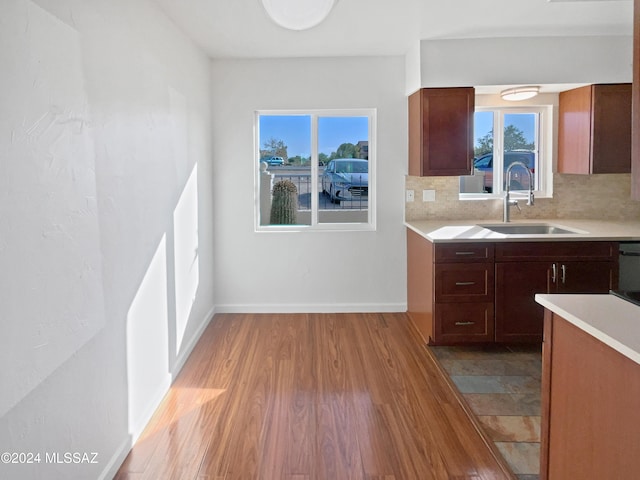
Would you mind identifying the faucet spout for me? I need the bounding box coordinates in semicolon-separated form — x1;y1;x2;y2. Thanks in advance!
503;160;535;222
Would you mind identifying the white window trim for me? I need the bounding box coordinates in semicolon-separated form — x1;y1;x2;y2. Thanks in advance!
254;108;376;232
460;105;553;200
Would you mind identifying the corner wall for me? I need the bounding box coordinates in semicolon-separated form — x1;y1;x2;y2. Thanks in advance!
0;1;214;479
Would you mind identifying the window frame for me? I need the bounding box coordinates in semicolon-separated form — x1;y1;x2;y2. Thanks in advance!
254;108;377;232
460;105;553;200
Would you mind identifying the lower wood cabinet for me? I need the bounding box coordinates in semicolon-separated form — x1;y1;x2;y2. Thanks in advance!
407;229;619;345
495;261;550;343
541;310;640;479
407;230;495;345
495;259;617;342
495;242;618;343
434;261;495;343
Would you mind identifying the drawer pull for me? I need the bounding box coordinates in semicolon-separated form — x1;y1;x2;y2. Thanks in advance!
455;251;475;256
455;321;476;326
455;281;476;286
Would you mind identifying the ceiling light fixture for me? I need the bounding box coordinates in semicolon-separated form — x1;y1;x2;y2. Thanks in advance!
500;86;540;101
261;0;337;31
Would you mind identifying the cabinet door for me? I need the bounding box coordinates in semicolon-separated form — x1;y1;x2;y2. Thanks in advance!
592;84;632;174
558;83;631;174
558;85;592;174
408;88;474;176
495;262;550;343
556;261;617;293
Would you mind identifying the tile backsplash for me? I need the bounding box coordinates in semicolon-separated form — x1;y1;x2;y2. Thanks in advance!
405;173;640;222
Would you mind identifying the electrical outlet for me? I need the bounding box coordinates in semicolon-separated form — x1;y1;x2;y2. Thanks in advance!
423;189;436;202
406;189;415;202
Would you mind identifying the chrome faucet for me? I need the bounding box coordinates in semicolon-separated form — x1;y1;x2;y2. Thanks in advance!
503;161;534;222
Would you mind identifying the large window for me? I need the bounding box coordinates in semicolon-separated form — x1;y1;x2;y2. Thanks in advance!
460;106;552;198
255;109;376;231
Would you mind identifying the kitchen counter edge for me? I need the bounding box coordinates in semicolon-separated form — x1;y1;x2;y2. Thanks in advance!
405;219;640;243
535;293;640;366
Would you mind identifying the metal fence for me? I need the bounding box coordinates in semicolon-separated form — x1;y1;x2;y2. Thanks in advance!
273;173;368;211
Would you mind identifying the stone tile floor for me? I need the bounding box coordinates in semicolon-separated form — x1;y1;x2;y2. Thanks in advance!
429;344;542;480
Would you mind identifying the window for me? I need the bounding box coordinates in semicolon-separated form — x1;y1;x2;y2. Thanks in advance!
255;109;376;231
460;106;552;198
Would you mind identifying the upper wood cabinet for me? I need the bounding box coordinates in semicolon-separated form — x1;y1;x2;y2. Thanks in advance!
558;83;632;174
408;87;474;176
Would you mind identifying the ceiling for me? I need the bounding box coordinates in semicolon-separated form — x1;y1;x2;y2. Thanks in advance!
152;0;633;59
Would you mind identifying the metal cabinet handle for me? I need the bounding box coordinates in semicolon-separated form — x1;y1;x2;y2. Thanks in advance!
455;281;476;286
455;251;475;256
551;263;557;283
561;264;567;285
455;321;476;326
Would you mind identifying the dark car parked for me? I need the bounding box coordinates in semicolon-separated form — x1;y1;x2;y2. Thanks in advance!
473;151;535;193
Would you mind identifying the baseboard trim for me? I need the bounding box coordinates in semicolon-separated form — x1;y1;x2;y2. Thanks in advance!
172;306;216;378
99;306;215;480
214;303;407;314
97;436;132;480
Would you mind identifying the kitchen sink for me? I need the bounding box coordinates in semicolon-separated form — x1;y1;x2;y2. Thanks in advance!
480;223;586;235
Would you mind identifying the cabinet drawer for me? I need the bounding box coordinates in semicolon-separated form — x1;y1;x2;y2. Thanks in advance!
434;303;494;343
435;243;494;263
496;241;618;262
435;263;494;302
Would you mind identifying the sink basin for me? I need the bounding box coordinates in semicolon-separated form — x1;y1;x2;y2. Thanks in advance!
480;224;585;235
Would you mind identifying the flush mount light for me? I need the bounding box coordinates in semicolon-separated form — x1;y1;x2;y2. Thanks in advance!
500;86;540;101
261;0;337;30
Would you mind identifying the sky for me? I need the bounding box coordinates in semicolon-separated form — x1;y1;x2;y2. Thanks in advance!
474;111;536;150
260;111;534;158
259;115;369;158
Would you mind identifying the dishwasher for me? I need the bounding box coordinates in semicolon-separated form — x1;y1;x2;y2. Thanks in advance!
611;242;640;306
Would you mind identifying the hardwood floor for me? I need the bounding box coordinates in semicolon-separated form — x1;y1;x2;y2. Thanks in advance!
115;313;515;480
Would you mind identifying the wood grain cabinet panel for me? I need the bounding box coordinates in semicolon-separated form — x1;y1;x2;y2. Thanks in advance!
558;83;632;174
495;261;550;343
495;241;618;262
556;261;617;293
407;230;619;346
408;87;474;176
434;243;494;263
495;242;618;343
435;303;495;344
435;263;493;302
541;311;640;480
407;234;495;345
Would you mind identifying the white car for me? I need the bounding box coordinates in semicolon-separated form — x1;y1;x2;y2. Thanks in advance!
321;159;368;205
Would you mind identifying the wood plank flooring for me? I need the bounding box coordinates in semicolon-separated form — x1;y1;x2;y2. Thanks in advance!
115;313;515;480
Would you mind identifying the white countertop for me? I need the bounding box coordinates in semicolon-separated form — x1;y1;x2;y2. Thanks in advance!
405;218;640;243
536;293;640;365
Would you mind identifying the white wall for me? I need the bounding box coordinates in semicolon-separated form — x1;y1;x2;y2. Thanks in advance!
417;35;632;90
211;57;407;313
0;1;214;479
